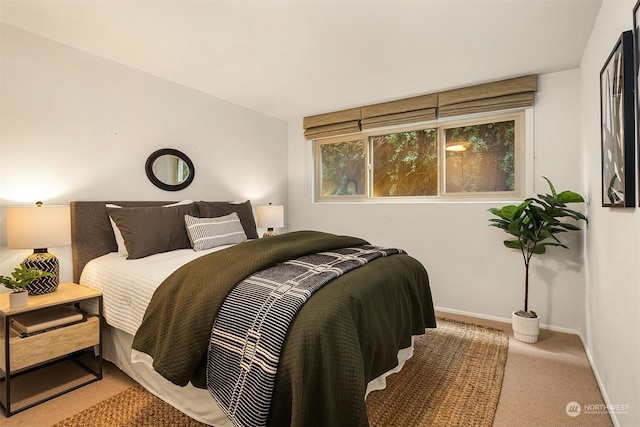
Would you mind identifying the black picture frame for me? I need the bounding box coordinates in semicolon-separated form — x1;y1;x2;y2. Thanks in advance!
634;1;640;206
600;30;635;207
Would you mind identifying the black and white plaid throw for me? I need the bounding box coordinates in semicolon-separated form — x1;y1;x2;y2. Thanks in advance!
206;245;404;427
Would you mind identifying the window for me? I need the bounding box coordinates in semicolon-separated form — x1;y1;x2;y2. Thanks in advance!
319;139;367;197
315;111;524;201
372;129;438;197
443;118;518;194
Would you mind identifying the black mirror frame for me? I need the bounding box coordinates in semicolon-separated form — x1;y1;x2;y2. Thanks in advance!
145;148;195;191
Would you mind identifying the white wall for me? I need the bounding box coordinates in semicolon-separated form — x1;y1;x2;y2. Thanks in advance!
580;1;640;425
0;24;288;284
287;70;585;331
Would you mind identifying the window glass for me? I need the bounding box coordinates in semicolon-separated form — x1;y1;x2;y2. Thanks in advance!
314;111;524;201
319;139;367;197
444;120;516;193
372;129;438;196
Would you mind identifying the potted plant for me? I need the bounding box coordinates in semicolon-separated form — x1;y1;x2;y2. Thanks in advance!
488;177;587;343
0;264;54;308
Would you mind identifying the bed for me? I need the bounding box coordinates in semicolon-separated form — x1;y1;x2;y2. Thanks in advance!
70;200;436;426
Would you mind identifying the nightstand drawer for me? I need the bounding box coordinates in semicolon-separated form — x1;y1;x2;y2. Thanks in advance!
0;315;99;372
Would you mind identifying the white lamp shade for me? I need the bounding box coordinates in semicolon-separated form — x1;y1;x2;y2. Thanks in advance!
257;204;284;229
7;204;71;249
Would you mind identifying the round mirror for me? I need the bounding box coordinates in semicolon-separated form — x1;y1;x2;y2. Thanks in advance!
145;148;195;191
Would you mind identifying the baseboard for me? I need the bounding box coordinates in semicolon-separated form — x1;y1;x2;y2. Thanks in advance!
435;306;512;324
434;306;580;335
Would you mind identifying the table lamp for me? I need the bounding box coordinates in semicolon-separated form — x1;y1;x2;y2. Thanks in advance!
256;203;284;237
6;202;71;294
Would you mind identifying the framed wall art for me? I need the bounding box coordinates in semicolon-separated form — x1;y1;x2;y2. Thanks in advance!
600;30;635;207
634;1;640;206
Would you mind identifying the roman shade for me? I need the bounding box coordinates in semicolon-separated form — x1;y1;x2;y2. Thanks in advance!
303;108;362;140
437;74;538;118
360;94;438;130
302;74;538;140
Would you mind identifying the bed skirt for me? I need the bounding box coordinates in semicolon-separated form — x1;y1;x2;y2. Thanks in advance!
103;324;418;426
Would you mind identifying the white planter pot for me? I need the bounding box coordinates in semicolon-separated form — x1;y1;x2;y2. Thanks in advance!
512;311;539;343
9;290;28;308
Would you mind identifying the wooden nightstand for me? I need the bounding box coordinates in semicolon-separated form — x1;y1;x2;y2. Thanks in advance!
0;282;102;417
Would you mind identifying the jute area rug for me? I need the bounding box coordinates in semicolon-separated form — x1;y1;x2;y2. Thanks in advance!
54;318;508;427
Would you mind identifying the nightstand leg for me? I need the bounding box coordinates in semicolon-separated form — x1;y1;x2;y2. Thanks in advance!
2;314;12;416
98;296;103;379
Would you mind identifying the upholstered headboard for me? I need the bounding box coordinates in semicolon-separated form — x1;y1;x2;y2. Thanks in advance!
70;200;259;283
70;201;172;283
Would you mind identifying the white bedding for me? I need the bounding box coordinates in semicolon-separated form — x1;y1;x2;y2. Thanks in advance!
80;245;232;335
80;246;417;426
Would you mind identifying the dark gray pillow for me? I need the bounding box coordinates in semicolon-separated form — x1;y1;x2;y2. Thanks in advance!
195;200;258;239
106;203;197;259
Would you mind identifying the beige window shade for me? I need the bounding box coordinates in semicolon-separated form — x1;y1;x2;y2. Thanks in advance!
439;92;535;118
438;75;537;118
302;75;537;139
360;94;438;129
303;108;361;140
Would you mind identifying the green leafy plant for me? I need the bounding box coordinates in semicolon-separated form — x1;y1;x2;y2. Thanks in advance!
0;264;54;292
488;177;587;317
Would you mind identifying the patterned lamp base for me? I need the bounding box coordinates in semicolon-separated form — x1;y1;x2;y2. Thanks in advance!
262;228;278;238
24;250;60;295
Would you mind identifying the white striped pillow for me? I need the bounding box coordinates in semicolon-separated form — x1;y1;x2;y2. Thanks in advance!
185;213;247;251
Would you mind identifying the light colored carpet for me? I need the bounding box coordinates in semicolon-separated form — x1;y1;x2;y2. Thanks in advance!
442;311;614;427
52;317;508;427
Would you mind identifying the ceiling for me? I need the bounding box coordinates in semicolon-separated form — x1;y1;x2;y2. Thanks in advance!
0;0;602;122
